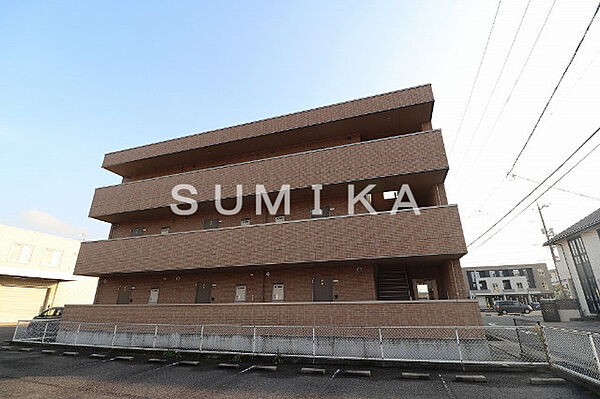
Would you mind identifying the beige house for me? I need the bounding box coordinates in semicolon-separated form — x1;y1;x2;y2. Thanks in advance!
0;224;98;323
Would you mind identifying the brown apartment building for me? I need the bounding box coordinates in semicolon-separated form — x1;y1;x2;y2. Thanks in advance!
65;84;481;327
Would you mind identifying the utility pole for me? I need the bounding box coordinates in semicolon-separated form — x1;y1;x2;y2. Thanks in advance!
536;202;562;284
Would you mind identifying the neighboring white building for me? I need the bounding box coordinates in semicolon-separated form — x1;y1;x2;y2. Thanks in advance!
0;224;98;323
545;208;600;316
463;263;553;309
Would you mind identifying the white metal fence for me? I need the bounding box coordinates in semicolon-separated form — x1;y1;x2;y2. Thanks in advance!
15;320;600;386
13;320;548;365
543;326;600;386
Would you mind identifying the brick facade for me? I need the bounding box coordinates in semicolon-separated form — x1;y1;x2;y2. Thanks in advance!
63;300;482;327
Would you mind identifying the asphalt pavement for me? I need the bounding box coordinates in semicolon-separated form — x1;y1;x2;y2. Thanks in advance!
0;346;595;398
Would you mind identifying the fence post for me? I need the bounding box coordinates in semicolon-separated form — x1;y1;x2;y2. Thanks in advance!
454;328;463;363
13;321;21;341
537;324;552;365
152;325;158;349
74;323;81;345
312;327;316;357
41;323;48;343
199;325;204;352
252;326;257;355
588;333;600;375
513;319;524;357
378;328;384;359
111;324;118;347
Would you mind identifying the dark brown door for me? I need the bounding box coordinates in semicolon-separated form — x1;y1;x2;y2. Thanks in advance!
195;282;212;303
116;285;132;304
313;277;333;301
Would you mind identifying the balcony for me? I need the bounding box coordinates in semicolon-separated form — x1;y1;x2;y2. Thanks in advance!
75;205;466;276
90;130;448;221
102;84;434;176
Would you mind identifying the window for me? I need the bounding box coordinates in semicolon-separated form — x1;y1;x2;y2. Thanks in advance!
130;227;146;237
516;282;524;289
478;270;490;278
148;288;160;304
523;269;536;288
42;249;62;267
272;284;284;301
502;280;512;290
311;206;330;219
241;218;251;226
274;215;285;223
235;285;247;302
204;219;221;229
160;227;170;235
489;271;496;277
8;243;34;264
513;269;521;276
479;281;488;290
467;271;477;290
568;236;600;313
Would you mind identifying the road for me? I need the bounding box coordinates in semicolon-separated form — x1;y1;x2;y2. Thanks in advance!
0;326;15;343
0;346;595;398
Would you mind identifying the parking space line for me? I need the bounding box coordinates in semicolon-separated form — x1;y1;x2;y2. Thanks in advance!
239;365;256;374
438;374;457;399
330;368;340;380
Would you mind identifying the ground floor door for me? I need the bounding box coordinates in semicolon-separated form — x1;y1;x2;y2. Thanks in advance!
0;285;49;322
313;277;333;301
195;282;212;303
116;285;132;304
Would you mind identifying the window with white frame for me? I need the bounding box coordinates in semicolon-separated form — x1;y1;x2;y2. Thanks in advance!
8;243;34;264
42;249;62;267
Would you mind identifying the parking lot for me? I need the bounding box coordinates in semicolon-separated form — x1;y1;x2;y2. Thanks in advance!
0;344;595;399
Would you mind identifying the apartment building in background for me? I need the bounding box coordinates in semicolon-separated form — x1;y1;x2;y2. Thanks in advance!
66;84;481;327
463;263;553;309
0;224;98;323
545;207;600;316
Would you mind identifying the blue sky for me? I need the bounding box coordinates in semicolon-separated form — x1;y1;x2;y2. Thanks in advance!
1;1;599;267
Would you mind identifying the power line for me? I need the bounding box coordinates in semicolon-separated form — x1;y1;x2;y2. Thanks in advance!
454;0;532;176
470;0;557;167
449;0;502;156
511;173;600;201
505;2;600;177
468;124;600;247
471;140;600;250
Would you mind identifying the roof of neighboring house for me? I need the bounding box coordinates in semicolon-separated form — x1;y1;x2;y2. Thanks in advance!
544;207;600;246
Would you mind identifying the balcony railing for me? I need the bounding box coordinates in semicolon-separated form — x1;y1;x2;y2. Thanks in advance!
89;130;448;220
75;205;466;276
